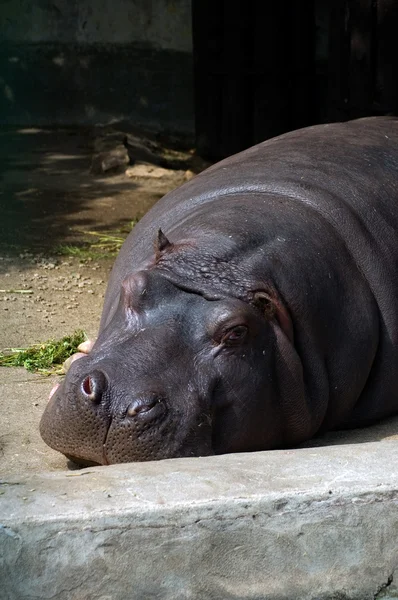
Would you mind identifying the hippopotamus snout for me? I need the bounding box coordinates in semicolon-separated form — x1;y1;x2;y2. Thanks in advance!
40;348;212;465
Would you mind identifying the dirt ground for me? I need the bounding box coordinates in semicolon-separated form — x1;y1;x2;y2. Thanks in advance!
1;127;397;476
0;126;192;474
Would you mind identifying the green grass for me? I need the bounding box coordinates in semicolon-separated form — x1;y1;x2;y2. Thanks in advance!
0;330;86;375
55;244;116;260
56;220;138;259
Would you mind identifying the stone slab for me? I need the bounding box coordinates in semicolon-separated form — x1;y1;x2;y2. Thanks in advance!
1;441;398;599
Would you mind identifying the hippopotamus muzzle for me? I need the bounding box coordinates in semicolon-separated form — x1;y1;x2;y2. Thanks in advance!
41;368;207;465
40;356;215;466
41;359;182;465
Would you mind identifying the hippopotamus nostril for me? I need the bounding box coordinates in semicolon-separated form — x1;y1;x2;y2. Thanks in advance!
81;370;107;403
126;395;166;419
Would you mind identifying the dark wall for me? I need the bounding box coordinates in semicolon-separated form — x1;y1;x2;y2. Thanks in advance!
192;1;316;160
328;0;398;121
0;0;194;135
192;0;398;160
2;1;397;154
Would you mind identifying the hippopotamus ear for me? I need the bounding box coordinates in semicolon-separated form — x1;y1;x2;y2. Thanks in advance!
156;228;173;253
253;291;294;343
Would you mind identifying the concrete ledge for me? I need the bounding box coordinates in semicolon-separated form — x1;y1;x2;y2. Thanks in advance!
1;441;398;600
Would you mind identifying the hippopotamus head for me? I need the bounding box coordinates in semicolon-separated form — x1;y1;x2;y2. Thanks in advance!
40;232;306;465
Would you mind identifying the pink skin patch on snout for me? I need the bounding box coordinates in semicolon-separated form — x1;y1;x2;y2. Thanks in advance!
48;339;94;402
78;340;95;353
49;383;60;401
62;351;87;373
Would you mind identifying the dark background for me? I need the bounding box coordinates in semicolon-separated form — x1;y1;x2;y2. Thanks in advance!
193;0;398;158
1;0;398;159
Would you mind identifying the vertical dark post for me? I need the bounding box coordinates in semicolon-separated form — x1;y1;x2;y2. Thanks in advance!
376;0;398;114
329;0;375;120
328;0;398;121
328;0;352;121
191;0;224;159
289;1;316;130
251;3;291;145
348;0;374;117
252;1;315;143
219;2;254;157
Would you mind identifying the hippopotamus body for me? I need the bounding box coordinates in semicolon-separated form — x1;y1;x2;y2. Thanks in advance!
40;117;398;465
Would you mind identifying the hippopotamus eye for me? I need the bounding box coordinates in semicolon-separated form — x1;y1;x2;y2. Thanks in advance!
222;325;248;346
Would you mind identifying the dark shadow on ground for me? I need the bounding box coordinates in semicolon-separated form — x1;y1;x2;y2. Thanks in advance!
0;127;145;256
301;414;398;448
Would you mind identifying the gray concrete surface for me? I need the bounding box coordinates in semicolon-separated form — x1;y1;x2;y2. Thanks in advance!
1;442;398;600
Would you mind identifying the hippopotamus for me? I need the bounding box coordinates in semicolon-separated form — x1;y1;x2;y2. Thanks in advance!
40;117;398;466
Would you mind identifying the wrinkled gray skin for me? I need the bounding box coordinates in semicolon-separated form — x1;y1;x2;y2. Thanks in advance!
40;117;398;465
